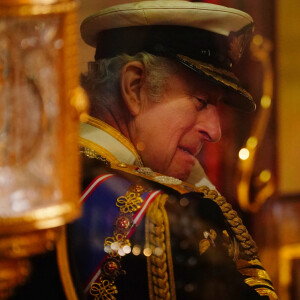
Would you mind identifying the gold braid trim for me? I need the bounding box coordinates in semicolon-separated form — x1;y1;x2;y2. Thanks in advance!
146;194;176;300
236;258;262;269
254;288;278;300
79;137;119;165
244;278;275;291
177;54;253;100
86;116;143;166
197;186;258;259
238;268;272;282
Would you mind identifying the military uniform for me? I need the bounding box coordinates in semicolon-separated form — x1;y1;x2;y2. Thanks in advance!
58;2;278;299
57;117;278;300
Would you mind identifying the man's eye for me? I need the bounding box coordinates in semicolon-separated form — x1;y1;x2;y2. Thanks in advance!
196;97;208;110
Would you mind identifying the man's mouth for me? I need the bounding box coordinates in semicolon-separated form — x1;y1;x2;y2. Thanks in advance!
178;146;197;157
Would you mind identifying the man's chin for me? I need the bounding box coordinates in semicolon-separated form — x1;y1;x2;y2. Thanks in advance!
177;173;190;182
164;166;192;182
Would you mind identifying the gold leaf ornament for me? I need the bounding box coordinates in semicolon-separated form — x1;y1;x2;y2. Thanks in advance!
90;280;118;300
199;239;211;255
116;192;143;213
199;229;217;255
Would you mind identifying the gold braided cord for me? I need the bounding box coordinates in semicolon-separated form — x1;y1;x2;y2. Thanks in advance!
197;186;258;259
254;288;278;300
146;194;176;300
160;195;176;300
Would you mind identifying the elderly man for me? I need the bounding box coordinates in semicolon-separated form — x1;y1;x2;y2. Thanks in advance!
57;1;278;300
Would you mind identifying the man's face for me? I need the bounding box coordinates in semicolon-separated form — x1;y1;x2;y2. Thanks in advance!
131;68;223;181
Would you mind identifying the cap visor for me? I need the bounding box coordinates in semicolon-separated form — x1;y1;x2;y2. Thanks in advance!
176;54;256;112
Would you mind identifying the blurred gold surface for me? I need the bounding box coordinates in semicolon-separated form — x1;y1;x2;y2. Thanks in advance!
0;0;83;298
0;0;77;16
236;35;275;212
277;0;300;195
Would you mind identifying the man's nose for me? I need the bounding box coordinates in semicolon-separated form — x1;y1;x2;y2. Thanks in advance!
197;104;221;143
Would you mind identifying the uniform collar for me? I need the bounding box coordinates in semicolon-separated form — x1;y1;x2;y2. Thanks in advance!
79;116;143;166
80;116;216;190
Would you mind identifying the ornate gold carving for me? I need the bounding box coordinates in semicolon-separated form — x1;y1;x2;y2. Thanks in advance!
0;1;78;17
0;202;80;235
236;35;275;212
0;259;31;300
0;229;58;258
146;194;176;300
0;0;81;299
1;0;62;4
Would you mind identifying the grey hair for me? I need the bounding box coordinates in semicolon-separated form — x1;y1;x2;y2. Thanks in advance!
80;52;180;115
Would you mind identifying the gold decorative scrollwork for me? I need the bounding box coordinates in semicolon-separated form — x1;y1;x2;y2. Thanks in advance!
90;280;118;300
116;192;143;213
236;35;276;212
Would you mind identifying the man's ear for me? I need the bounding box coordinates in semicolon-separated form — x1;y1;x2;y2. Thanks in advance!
120;61;146;116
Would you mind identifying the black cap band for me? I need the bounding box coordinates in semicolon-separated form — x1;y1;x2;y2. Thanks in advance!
94;25;232;70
